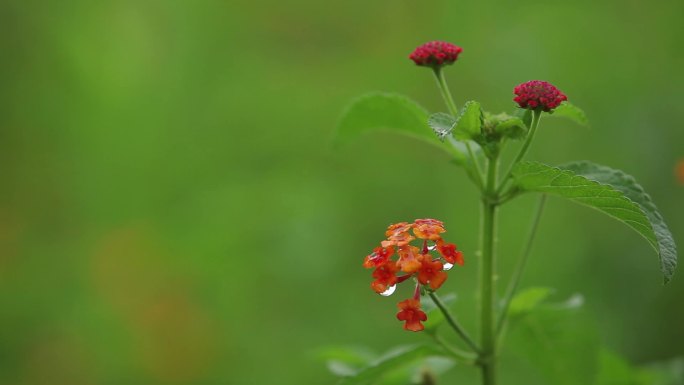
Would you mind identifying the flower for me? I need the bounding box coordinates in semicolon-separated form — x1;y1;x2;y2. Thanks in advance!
382;222;415;248
409;41;463;68
413;218;445;240
363;246;395;269
396;299;427;332
396;245;422;273
417;255;448;290
513;80;567;112
436;240;464;266
370;261;399;294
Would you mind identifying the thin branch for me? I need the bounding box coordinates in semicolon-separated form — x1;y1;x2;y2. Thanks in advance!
428;291;481;354
496;109;542;194
496;194;547;337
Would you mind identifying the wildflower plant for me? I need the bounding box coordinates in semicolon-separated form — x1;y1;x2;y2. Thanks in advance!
329;41;678;385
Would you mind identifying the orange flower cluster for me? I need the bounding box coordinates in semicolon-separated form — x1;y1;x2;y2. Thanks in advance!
363;219;464;331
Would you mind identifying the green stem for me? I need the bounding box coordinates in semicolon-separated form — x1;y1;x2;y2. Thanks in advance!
496;194;547;340
432;68;458;116
479;155;499;385
429;332;478;365
497;109;542;194
428;291;481;353
432;68;485;190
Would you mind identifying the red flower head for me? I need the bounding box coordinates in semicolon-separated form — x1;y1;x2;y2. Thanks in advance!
513;80;567;112
396;299;427;332
409;41;463;68
363;219;465;331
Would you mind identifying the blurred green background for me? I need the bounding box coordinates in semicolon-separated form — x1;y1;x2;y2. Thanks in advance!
1;0;683;384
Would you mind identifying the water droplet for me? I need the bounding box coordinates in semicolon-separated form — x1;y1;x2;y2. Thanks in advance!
379;285;397;296
443;263;454;271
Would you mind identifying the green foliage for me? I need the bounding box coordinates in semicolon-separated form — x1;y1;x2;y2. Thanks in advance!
512;102;588;127
507;287;554;317
334;344;449;385
317;346;377;377
596;349;684;385
514;108;533;128
561;161;677;281
490;114;527;140
511;161;677;282
508;291;598;385
335;92;468;163
427;102;483;142
643;357;684;385
453;101;483;140
549;102;589;126
506;290;684;385
428;112;457;140
596;349;653;385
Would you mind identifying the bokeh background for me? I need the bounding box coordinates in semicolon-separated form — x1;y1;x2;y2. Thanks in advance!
1;0;683;384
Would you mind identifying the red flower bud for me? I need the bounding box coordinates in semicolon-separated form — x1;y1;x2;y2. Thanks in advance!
409;41;463;68
513;80;567;112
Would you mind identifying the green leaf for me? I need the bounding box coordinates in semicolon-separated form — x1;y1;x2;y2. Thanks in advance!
596;349;684;385
494;115;527;140
512;161;677;282
508;287;554;317
595;349;663;385
562;161;677;282
549;101;588;126
316;346;377;377
336;344;447;385
328;361;359;377
377;356;455;385
428;112;457;140
642;357;684;385
595;349;641;385
335;92;467;163
514;108;533;127
508;292;599;385
452;100;483;140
